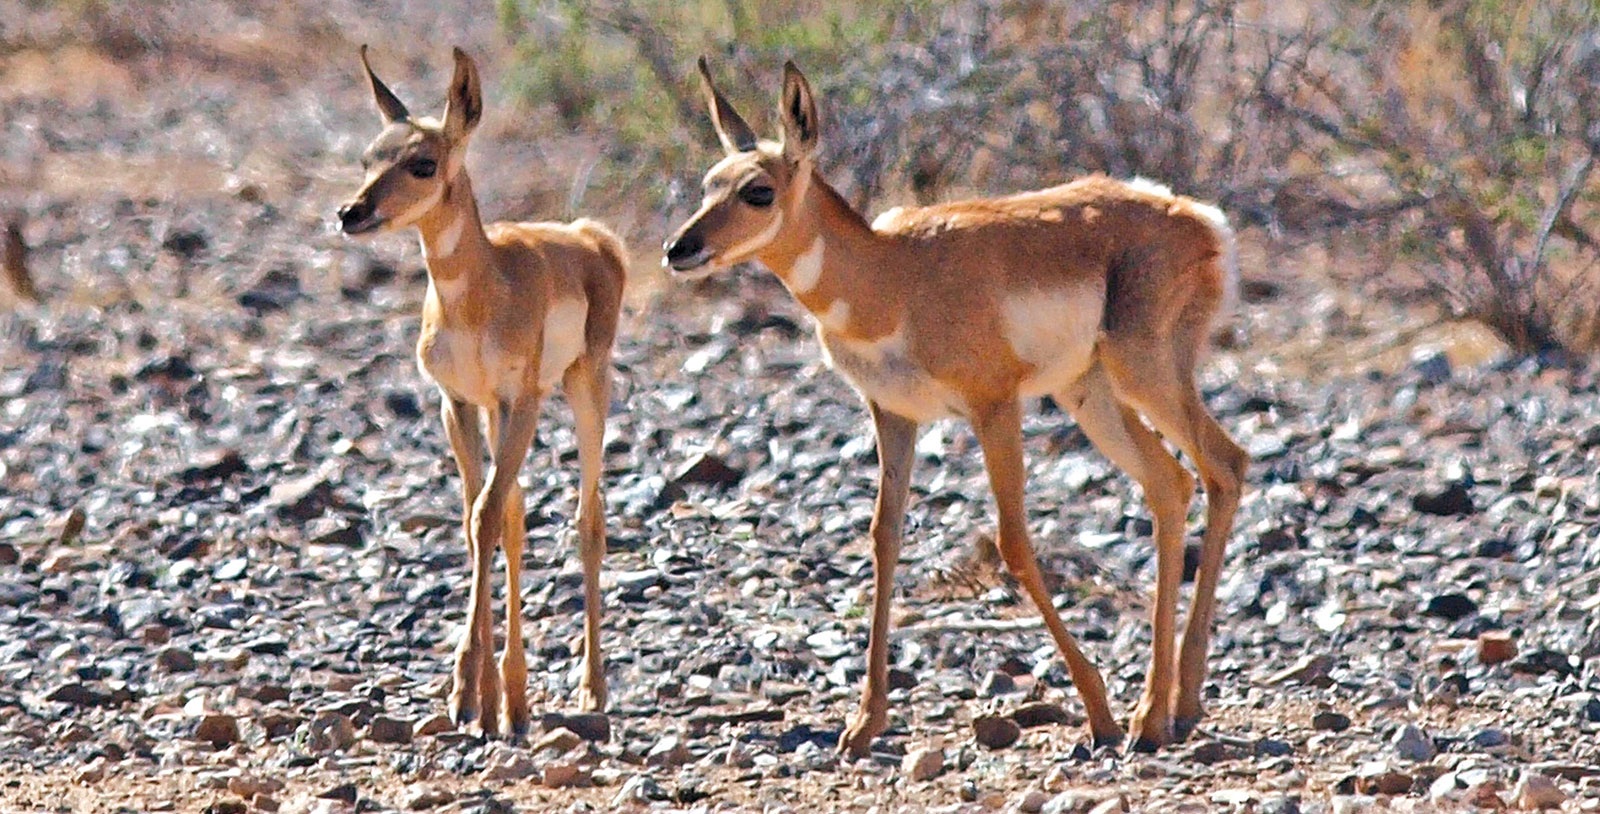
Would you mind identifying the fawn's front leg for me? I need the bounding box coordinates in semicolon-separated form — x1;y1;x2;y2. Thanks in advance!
441;395;489;731
839;403;917;759
481;397;542;739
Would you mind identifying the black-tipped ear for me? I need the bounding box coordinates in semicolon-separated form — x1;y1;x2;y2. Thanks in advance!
698;55;758;154
442;46;483;140
779;60;820;162
360;44;410;124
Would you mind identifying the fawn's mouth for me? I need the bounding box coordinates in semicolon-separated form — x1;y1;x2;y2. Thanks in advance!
666;247;717;274
339;215;385;236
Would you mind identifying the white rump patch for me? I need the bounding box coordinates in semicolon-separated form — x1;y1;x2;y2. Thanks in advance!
787;237;826;294
1126;177;1174;199
870;207;905;231
1185;200;1239;317
1001;285;1105;398
538;297;588;389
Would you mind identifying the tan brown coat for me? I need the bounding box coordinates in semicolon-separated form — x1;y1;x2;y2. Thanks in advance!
338;47;625;737
665;59;1247;756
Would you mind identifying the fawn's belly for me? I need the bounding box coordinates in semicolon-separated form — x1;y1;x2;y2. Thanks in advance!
820;328;964;423
816;284;1103;421
418;296;588;406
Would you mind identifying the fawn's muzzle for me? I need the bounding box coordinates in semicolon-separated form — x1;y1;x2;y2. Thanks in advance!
337;200;381;235
663;233;712;272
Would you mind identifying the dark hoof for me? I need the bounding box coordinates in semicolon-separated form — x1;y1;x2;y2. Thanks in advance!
1090;731;1124;751
507;719;531;742
1129;735;1162;754
837;739;870;760
1172;716;1201;742
452;706;477;726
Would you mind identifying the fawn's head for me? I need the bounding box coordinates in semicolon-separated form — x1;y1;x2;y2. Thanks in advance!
337;46;482;236
663;58;821;277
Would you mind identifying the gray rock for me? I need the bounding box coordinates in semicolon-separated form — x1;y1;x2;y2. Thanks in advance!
1470;727;1508;749
540;711;609;742
645;734;691;767
612;774;669;805
480;745;537;782
1393;724;1437;762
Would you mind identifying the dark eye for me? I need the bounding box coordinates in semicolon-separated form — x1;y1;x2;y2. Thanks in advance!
738;184;775;207
409;159;437;179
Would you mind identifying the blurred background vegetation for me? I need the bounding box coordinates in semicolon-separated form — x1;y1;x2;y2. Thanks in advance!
495;0;1600;356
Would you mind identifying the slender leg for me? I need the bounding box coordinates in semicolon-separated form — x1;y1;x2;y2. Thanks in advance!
563;358;611;712
469;406;502;735
1101;342;1247;738
470;399;542;738
970;398;1122;746
499;474;530;738
838;403;917;759
1060;367;1195;751
441;394;488;730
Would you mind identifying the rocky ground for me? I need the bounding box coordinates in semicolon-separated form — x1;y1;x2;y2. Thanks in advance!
3;3;1600;813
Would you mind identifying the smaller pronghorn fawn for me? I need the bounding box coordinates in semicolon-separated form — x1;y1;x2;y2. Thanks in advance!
665;59;1248;756
337;46;626;737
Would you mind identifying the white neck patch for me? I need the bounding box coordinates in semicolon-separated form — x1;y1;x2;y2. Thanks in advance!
786;236;826;294
815;297;850;333
424;210;467;260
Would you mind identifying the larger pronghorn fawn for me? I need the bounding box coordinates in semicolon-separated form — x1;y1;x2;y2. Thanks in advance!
664;59;1248;756
336;46;626;737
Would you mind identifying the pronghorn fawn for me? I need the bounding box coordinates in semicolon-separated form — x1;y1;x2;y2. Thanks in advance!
665;59;1248;756
337;46;626;737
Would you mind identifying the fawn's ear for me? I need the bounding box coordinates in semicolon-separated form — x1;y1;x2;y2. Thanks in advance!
778;60;820;163
360;45;410;124
698;56;758;154
442;47;483;141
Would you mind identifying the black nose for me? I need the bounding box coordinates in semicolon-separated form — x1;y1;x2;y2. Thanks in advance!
338;201;372;231
664;233;703;264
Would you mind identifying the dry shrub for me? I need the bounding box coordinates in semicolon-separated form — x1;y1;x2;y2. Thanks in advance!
502;0;1600;354
1256;0;1600;354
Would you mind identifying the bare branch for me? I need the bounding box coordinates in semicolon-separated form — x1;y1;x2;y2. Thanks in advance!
1529;145;1600;278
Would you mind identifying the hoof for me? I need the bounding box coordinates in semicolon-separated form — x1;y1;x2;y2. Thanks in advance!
836;735;870;760
838;710;886;760
1172;715;1201;742
576;686;607;714
506;717;531;742
1128;735;1162;754
1090;729;1124;752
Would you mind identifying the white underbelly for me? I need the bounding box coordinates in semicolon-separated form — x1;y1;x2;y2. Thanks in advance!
820;327;962;423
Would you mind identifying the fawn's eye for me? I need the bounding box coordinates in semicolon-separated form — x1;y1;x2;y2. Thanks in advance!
738;183;775;207
409;159;437;179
